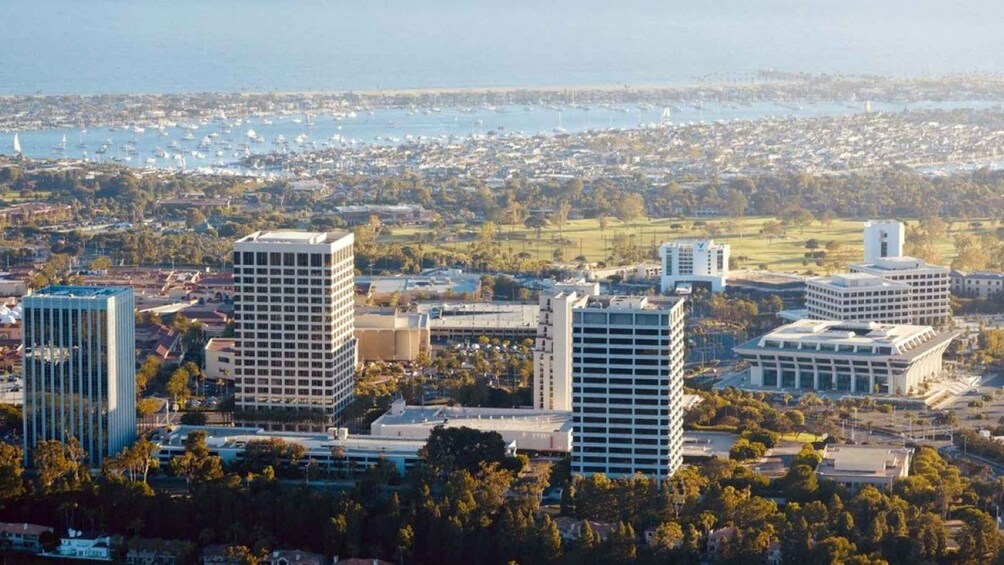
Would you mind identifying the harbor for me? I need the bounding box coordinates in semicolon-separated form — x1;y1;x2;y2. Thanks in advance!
7;98;1004;174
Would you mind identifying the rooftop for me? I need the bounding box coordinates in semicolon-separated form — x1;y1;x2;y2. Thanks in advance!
735;319;955;358
30;286;130;299
810;273;911;290
371;403;573;435
205;338;235;352
851;256;948;273
817;444;913;480
156;425;426;456
236;230;349;245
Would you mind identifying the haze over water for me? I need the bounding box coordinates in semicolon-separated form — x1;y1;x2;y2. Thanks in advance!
4;0;1004;95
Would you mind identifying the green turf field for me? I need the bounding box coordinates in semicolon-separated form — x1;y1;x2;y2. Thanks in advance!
385;216;996;272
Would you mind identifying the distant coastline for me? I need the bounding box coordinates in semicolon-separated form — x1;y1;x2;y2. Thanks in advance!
2;72;1004;135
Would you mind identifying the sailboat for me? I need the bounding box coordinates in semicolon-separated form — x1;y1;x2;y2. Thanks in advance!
51;134;67;156
553;111;566;134
661;107;672;125
12;133;22;156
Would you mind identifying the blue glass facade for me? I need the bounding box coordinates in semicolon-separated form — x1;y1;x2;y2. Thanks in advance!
22;286;136;467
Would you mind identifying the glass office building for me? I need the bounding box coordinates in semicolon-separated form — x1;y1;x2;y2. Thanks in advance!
22;286;136;467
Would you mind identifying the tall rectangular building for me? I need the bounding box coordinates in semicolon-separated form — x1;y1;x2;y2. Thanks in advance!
22;286;135;467
571;296;686;480
863;220;904;262
533;281;599;411
232;231;356;430
659;239;729;293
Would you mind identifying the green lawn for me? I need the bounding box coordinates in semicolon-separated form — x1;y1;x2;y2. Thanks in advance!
386;216;996;273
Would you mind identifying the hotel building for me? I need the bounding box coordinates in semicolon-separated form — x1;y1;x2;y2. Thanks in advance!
658;240;729;294
22;286;136;467
232;231;356;429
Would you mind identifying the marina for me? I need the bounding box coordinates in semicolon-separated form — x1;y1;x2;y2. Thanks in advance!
7;99;1002;173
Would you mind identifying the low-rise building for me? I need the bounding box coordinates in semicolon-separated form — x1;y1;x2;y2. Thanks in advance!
135;322;184;363
850;256;951;326
356;268;481;302
56;531;114;561
951;270;1004;299
355;309;430;362
152;425;426;477
265;549;327;565
0;522;53;553
816;444;913;489
805;273;913;324
371;398;573;453
204;338;235;381
335;204;434;225
417;302;538;343
734;320;956;396
124;538;196;565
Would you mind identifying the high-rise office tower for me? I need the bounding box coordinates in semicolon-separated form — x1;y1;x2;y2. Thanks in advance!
22;286;136;467
533;281;599;411
232;231;356;430
571;296;686;480
862;220;904;262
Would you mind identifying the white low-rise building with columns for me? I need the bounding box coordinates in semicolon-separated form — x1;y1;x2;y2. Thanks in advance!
734;320;956;396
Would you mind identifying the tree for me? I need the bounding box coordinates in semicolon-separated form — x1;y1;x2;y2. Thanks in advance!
580;519;598;550
553;200;571;234
615;194;645;224
88;256;112;271
420;426;521;476
762;220;784;246
729;438;767;461
103;438;160;484
185;209;207;230
136;355;160;396
650;520;683;554
538;514;562;561
726;189;749;218
525;215;548;241
33;438;87;492
395;525;414;565
0;443;24;501
956;508;1002;563
780;206;814;233
166;366;192;403
169;430;223;486
812;536;857;564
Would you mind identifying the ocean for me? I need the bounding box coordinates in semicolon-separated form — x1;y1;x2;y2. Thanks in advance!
3;0;1003;96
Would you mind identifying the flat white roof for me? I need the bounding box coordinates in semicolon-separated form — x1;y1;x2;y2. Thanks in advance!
236;230;350;246
372;404;573;434
811;273;911;290
157;425;425;456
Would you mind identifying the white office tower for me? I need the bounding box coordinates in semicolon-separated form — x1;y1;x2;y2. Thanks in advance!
850;257;951;326
232;231;356;430
533;281;600;411
863;220;904;262
571;296;686;480
805;273;913;324
659;240;729;294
